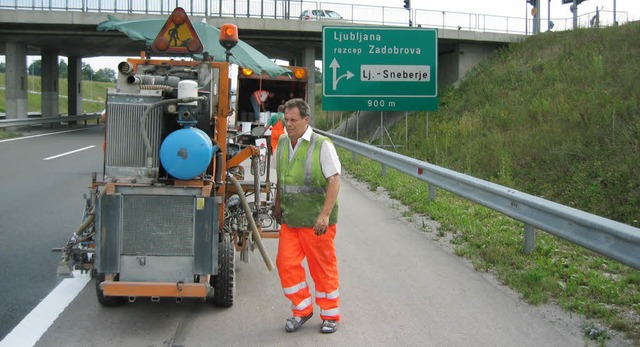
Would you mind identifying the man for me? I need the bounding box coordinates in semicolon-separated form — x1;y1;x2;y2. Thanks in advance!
251;89;272;123
268;104;286;155
274;98;341;334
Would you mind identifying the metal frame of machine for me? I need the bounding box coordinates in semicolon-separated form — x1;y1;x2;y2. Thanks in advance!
55;8;275;308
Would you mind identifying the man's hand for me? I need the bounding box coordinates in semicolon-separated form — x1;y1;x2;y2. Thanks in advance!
314;214;330;236
274;204;283;225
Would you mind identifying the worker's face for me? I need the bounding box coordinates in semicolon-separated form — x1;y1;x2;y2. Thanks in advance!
284;106;309;139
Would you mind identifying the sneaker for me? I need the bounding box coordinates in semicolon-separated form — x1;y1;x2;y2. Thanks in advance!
320;320;338;334
285;312;313;333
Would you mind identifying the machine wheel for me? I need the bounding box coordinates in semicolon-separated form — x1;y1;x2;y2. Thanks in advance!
209;236;236;307
95;273;126;307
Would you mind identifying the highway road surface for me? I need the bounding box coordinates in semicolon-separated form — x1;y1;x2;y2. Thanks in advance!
0;126;103;342
1;126;600;346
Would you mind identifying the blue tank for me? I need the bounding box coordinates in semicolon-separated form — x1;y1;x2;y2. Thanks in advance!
160;127;214;180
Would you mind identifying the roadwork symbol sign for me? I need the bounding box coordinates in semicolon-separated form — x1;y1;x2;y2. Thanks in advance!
322;26;438;111
152;7;203;54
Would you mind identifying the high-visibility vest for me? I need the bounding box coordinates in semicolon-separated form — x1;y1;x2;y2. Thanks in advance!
276;132;338;227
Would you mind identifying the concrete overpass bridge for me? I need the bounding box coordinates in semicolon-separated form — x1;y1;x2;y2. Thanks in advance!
0;1;524;120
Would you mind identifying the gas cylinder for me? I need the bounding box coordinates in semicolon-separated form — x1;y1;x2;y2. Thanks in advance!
159;127;214;180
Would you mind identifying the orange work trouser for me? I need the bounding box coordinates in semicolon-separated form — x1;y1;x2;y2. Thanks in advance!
270;121;285;154
276;224;340;321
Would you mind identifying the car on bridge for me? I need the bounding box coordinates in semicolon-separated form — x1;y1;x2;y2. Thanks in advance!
299;9;343;21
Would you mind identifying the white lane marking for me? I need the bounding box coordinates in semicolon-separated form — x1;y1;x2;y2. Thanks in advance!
0;271;90;347
43;145;96;161
0;128;94;144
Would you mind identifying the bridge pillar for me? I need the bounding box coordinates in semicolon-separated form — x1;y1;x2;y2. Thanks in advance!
302;45;316;126
457;43;497;82
5;42;28;120
439;42;499;88
68;57;83;117
41;50;59;118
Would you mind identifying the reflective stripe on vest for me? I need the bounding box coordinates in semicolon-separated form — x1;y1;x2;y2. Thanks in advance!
281;186;325;194
276;131;338;227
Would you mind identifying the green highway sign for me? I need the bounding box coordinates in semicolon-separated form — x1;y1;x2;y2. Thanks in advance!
322;26;438;111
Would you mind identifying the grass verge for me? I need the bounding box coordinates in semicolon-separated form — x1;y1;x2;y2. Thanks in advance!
0;131;22;140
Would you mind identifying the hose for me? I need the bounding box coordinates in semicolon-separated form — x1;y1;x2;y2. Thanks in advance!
226;174;274;272
140;96;207;175
139;84;174;91
252;156;260;212
73;212;94;236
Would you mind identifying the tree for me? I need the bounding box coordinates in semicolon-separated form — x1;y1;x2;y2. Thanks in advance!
93;68;116;83
58;59;68;78
81;62;94;81
314;66;323;84
28;60;42;76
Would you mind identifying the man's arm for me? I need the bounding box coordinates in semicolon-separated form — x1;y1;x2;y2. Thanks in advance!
314;174;340;236
274;180;283;224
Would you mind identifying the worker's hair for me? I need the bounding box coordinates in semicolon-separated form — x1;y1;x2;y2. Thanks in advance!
284;98;310;119
277;104;285;113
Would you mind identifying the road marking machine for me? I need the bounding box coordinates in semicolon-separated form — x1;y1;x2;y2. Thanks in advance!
54;8;283;308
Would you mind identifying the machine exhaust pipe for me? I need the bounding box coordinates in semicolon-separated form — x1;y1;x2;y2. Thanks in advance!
226;174;274;272
127;74;181;88
215;145;223;183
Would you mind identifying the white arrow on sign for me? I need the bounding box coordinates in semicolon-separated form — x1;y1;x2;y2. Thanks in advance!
330;58;354;90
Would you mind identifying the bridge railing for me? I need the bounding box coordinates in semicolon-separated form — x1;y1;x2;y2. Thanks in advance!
315;129;640;271
0;1;628;35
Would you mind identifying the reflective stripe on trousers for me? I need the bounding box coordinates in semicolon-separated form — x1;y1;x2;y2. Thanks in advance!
283;281;308;295
276;224;341;321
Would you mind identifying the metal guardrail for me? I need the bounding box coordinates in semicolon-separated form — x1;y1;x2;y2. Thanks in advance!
316;129;640;270
0;113;101;129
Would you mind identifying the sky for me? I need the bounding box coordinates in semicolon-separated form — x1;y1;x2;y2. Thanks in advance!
1;0;639;71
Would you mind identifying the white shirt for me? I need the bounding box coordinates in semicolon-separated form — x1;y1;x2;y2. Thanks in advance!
283;125;341;178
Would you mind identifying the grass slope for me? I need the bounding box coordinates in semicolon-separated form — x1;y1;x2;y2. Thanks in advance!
0;73;111;114
401;23;640;226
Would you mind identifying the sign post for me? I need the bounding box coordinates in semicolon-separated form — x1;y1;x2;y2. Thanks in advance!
322;26;438;111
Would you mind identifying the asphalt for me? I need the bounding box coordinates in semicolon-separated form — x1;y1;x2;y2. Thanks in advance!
0;126;104;340
34;165;583;346
1;126;591;346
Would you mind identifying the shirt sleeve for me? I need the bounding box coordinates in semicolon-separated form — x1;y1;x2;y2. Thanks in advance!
268;114;278;126
320;140;341;179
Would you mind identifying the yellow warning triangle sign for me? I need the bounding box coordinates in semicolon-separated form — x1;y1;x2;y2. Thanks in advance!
151;7;203;54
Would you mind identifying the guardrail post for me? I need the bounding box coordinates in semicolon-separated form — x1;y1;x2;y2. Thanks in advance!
381;164;387;177
352;152;357;163
524;224;536;254
428;184;436;201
